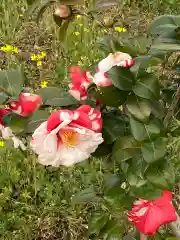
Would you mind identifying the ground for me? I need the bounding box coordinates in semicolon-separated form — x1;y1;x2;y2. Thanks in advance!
0;0;180;239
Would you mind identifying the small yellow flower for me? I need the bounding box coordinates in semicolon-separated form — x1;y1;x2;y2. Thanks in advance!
31;54;37;61
40;80;48;88
74;32;80;36
119;105;123;111
84;28;89;32
13;47;19;53
114;26;127;33
0;140;5;148
79;23;83;27
76;15;81;20
37;61;42;67
41;51;46;57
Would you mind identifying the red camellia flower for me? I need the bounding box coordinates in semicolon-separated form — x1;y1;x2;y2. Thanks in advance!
69;66;93;101
31;105;103;167
9;93;42;117
128;191;177;236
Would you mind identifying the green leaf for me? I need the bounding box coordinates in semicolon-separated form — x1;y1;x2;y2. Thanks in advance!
147;100;165;120
130;56;161;79
145;160;175;190
3;113;27;133
112;136;140;162
107;66;134;91
0;67;24;98
151;43;180;51
141;138;167;163
131;181;162;200
133;74;160;100
104;186;133;210
132;155;149;179
130;117;161;142
72;187;96;204
92;143;112;157
126;96;151;122
104;174;120;189
0;92;8;104
103;220;124;240
150;24;178;36
127;169;147;188
148;15;179;36
36;87;78;106
88;212;109;235
102;112;126;144
96;85;128;107
53;14;63;27
26;110;50;133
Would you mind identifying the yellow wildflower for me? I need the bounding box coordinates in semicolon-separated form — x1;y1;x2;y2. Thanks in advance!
114;26;127;33
19;14;23;17
76;15;81;20
74;32;80;36
0;44;19;53
84;28;89;32
0;140;5;148
119;105;123;111
79;23;83;27
40;80;48;88
31;54;37;61
37;61;42;67
41;51;46;57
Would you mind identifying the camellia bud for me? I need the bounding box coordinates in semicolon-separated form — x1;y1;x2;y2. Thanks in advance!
54;4;71;19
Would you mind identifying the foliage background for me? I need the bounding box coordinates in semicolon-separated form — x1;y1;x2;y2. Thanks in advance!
0;0;180;239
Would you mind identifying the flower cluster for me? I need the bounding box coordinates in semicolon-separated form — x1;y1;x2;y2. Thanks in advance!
0;44;19;53
0;93;42;150
68;52;134;101
30;51;46;67
128;191;177;236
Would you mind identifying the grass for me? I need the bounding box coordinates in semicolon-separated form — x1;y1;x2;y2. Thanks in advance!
0;0;180;239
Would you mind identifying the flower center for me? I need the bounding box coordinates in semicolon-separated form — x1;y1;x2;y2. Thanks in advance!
59;129;79;148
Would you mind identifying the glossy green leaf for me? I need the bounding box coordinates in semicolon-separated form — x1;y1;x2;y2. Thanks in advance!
133;74;160;100
130;56;161;79
92;143;112;157
148;15;179;35
130;117;161;142
103;220;124;240
127;169;147;188
132;155;149;179
96;85;128;107
88;212;109;235
72;187;96;204
147;100;165;120
141;138;167;163
151;43;180;51
112;136;140;162
26;110;50;133
131;181;162;200
3;113;27;133
0;67;24;98
150;24;178;36
36;87;78;106
104;174;120;189
102;112;126;144
126;96;151;122
145;160;175;190
0;92;8;104
107;66;134;91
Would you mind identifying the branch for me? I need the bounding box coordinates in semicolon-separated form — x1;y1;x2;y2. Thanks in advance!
163;84;180;128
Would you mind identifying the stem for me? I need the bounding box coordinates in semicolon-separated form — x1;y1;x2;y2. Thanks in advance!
140;233;147;240
168;214;180;237
163;84;180;128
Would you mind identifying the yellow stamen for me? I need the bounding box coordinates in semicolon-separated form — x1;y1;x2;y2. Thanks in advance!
60;129;79;148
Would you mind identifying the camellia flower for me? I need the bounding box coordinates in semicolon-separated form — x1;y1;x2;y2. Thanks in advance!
0;108;11;125
54;4;71;19
127;191;177;236
31;105;103;167
93;52;134;87
9;93;42;117
69;66;93;101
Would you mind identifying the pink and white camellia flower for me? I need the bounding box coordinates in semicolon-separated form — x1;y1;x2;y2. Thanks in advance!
9;92;42;116
69;66;93;101
31;105;103;167
93;52;134;87
128;191;177;236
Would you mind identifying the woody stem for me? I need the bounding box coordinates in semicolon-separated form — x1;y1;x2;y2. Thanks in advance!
168;213;180;237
